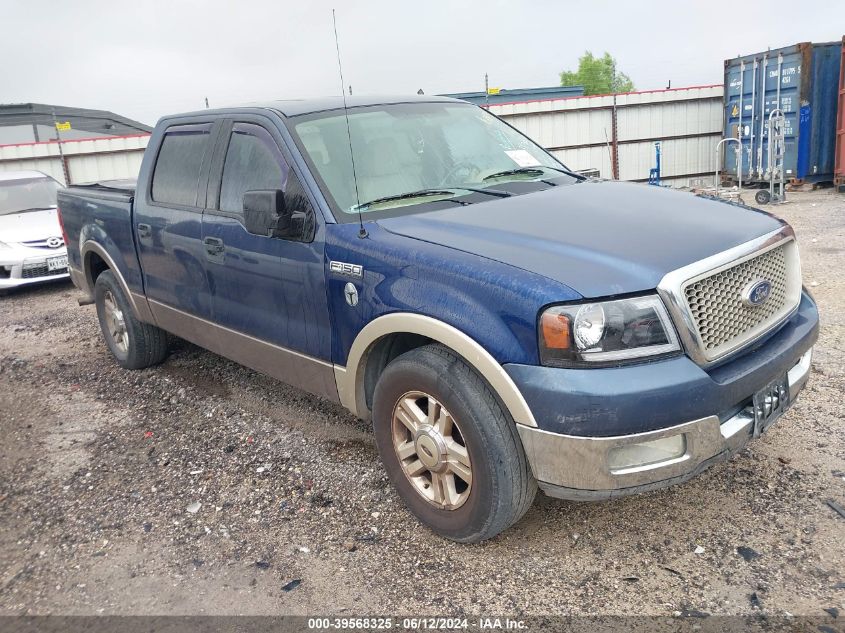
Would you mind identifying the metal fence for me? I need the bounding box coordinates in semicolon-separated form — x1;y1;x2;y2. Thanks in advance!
0;133;150;185
490;85;725;187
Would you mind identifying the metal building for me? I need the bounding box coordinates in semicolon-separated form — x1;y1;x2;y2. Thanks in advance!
443;85;584;106
0;103;151;144
0;103;152;185
489;85;724;187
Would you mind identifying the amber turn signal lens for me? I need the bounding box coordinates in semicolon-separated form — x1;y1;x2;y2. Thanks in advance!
540;311;571;349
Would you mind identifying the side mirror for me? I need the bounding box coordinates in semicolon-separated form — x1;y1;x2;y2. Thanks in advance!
243;189;312;240
243;189;286;237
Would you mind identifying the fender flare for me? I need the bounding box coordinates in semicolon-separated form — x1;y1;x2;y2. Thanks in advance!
334;312;537;427
80;241;155;323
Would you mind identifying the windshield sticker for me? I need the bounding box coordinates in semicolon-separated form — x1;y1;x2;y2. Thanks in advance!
505;149;541;167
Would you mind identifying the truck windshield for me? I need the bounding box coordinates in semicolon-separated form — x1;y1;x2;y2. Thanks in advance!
290;102;577;219
0;176;60;216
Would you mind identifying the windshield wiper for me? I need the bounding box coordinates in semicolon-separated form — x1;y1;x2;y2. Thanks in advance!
352;186;514;211
455;186;512;198
483;165;583;182
542;165;587;180
353;189;464;211
483;167;547;181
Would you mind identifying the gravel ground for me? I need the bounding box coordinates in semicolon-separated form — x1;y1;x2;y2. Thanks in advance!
0;189;843;617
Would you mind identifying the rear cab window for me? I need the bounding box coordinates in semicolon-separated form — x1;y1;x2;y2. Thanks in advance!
151;124;212;207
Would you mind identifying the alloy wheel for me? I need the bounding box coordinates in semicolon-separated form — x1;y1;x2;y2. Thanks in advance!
103;289;129;353
391;391;473;510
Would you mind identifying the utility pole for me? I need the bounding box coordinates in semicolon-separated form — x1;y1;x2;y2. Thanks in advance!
484;73;489;109
50;108;71;186
205;97;209;109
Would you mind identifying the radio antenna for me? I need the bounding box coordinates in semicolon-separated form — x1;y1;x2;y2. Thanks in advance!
332;9;366;238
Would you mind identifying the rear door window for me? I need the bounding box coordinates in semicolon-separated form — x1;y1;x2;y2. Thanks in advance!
151;124;211;206
219;123;289;214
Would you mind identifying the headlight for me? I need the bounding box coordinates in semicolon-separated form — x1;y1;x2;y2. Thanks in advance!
539;295;681;367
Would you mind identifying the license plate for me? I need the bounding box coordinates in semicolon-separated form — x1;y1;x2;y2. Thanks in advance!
752;373;790;437
47;255;68;271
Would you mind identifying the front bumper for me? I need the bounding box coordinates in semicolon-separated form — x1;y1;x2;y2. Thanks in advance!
0;252;70;289
518;347;811;500
509;291;819;500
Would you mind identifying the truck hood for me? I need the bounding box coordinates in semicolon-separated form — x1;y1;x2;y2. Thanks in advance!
377;180;784;298
0;208;63;244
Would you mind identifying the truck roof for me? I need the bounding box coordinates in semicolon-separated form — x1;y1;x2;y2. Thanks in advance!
166;94;466;120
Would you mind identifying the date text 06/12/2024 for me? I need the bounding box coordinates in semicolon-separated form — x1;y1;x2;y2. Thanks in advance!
306;617;527;630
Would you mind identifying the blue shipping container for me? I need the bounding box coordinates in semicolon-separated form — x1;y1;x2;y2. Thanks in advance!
723;41;842;184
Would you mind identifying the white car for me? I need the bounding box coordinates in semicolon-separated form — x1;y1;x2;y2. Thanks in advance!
0;170;69;293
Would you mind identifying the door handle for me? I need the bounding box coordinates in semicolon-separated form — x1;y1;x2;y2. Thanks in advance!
137;223;151;239
203;237;224;255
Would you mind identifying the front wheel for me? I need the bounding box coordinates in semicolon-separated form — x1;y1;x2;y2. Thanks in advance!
94;270;169;370
372;345;536;542
755;189;771;205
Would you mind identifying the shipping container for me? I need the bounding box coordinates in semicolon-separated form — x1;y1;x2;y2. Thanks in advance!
723;41;842;185
835;36;845;187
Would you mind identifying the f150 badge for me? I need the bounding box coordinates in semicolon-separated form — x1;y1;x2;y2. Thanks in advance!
330;261;363;278
742;279;772;307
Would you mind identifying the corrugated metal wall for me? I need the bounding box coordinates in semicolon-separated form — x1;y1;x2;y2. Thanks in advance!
490;85;725;187
0;134;150;185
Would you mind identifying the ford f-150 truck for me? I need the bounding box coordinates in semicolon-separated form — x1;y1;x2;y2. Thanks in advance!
58;95;819;543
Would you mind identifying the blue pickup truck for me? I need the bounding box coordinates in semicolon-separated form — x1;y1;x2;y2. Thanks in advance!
58;95;818;542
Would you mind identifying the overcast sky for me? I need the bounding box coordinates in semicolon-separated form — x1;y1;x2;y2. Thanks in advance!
2;0;844;125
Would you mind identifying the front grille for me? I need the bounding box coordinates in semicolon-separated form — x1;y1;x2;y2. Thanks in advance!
21;263;67;279
22;237;64;250
681;241;799;361
685;245;788;351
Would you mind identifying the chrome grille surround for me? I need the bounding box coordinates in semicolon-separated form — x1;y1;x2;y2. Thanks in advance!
657;226;802;366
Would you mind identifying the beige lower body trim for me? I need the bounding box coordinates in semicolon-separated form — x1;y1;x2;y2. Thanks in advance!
337;313;537;427
148;299;340;403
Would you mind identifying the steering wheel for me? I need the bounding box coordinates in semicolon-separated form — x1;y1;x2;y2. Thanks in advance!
439;162;478;188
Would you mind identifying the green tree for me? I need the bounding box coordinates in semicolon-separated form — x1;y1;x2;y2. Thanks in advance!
560;51;635;95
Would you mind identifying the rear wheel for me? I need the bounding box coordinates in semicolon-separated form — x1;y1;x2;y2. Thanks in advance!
755;189;771;205
372;344;536;542
94;270;169;369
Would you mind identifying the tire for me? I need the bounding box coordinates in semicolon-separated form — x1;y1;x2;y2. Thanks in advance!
372;344;537;543
755;189;771;205
94;270;169;370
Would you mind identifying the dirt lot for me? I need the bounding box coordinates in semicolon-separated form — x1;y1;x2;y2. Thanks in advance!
0;189;843;618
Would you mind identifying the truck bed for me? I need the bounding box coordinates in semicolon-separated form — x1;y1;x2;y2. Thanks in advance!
59;179;144;300
63;179;137;200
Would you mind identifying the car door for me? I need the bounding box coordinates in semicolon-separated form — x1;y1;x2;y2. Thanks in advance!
201;118;334;394
134;121;218;320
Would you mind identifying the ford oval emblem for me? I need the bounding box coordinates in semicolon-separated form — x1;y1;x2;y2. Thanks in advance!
742;279;772;307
